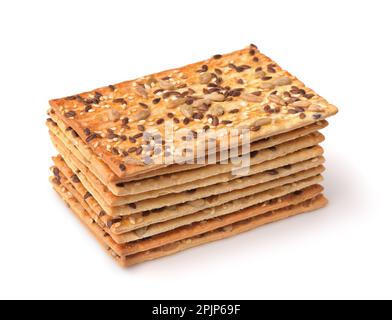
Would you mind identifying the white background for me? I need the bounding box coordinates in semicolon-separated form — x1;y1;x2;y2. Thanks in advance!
0;0;391;300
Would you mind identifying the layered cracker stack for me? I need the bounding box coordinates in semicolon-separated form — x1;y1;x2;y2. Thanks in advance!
47;45;338;267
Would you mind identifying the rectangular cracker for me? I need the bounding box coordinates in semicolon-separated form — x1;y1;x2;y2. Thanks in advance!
50;124;324;200
53;174;323;257
52;136;324;217
53;148;324;214
120;195;327;267
49;112;326;201
53;147;324;210
47;111;328;186
55;145;324;220
94;175;324;241
52;167;323;243
53;154;324;235
49;45;338;179
51;179;326;266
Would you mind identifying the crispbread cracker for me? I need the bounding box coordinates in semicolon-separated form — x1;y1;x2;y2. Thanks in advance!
120;195;327;267
48;111;327;187
51;179;326;266
51;131;324;208
55;137;324;220
120;187;324;256
53;174;323;257
52;165;323;243
114;174;323;241
53;148;323;212
53;139;324;218
50;125;324;201
53;154;325;237
47;112;327;188
49;45;337;179
52;122;324;206
53;154;324;235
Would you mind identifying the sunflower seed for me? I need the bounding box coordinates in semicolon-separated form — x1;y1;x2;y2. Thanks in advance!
204;92;225;102
180;104;194;118
273;76;292;86
159;79;175;90
292;100;311;108
131;109;150;121
308;104;324;112
193;98;211;108
135;85;148;98
252;118;272;127
107;109;120;121
199;72;213;84
241;92;263;102
255;70;266;78
167;97;187;109
209;104;225;116
259;82;275;90
268;95;285;105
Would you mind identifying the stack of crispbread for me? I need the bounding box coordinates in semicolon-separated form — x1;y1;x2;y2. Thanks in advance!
47;45;338;267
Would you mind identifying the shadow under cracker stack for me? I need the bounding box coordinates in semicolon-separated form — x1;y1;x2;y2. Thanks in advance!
47;44;338;267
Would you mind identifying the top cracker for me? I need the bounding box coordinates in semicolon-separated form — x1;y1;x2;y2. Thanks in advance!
49;44;338;178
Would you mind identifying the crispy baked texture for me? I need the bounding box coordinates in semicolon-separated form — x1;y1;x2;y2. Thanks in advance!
52;161;324;240
119;195;327;267
51;178;326;266
52;146;324;208
55;141;323;219
52;155;324;236
50;122;325;200
47;112;328;186
54;173;323;256
51;126;324;206
49;45;338;179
